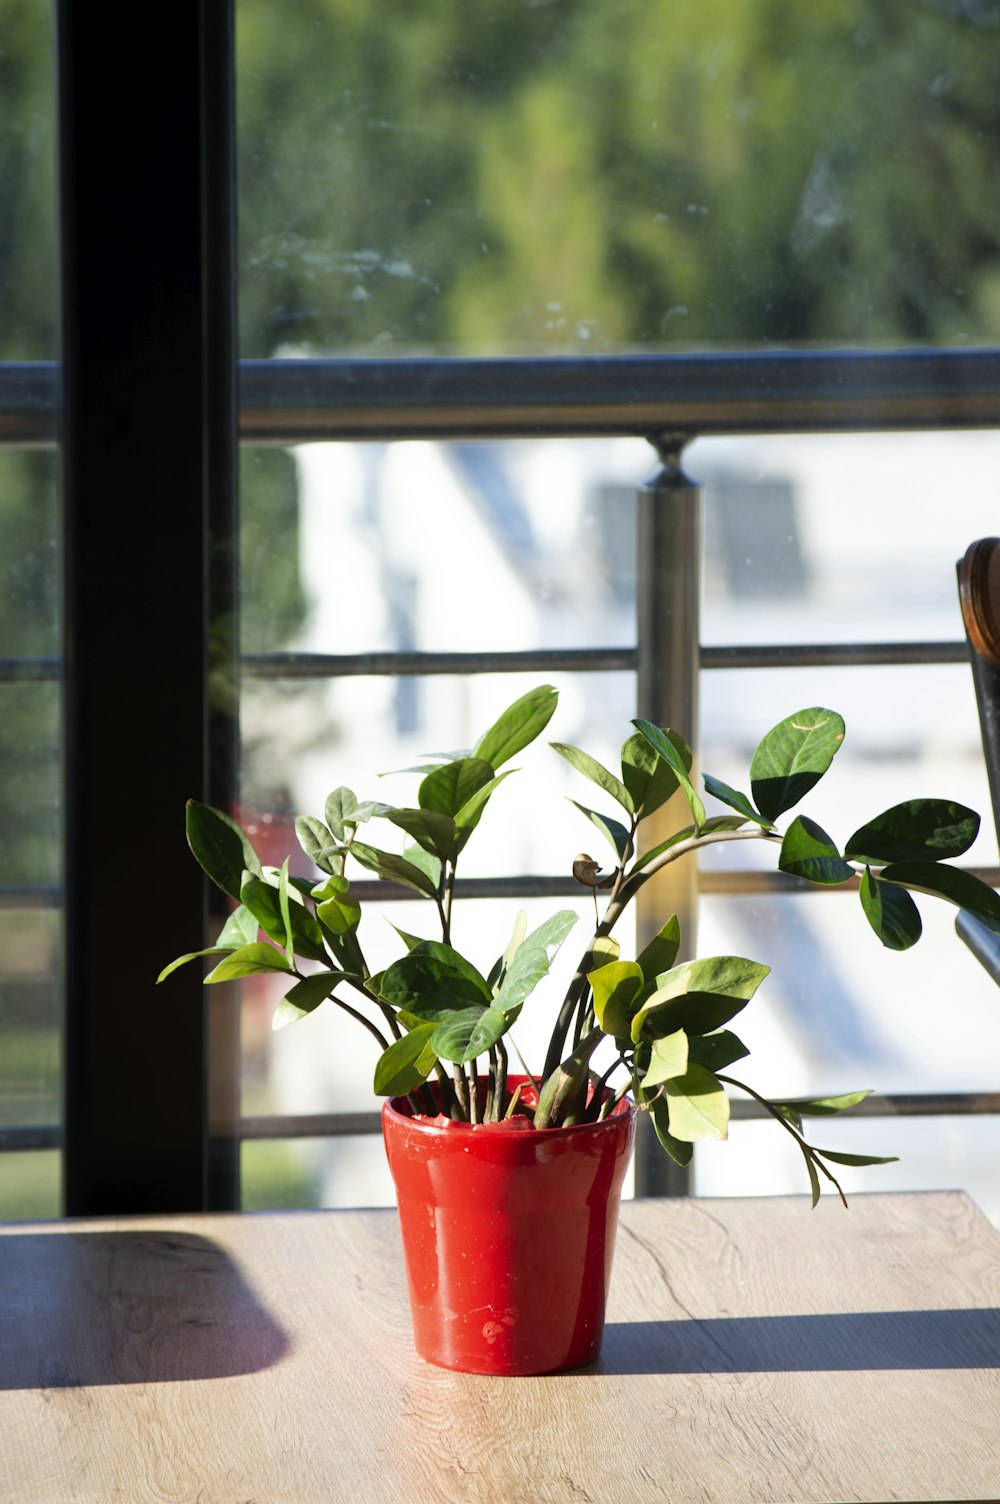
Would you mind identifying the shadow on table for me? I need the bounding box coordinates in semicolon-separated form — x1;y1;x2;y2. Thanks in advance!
597;1307;1000;1375
0;1230;289;1390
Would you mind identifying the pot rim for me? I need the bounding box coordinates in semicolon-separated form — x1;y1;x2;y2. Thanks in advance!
382;1073;635;1141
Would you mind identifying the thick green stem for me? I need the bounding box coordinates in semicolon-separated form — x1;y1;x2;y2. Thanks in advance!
544;825;780;1081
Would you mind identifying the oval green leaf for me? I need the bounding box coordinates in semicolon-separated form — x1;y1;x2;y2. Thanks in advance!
551;741;634;815
186;800;263;901
859;867;922;950
750;708;845;822
589;960;644;1037
846;799;980;865
779;815;855;886
473;684;559;770
879;860;1000;933
665;1065;730;1142
373;1023;438;1095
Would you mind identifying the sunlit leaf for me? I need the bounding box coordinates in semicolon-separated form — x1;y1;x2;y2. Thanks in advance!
632;720;705;830
493;910;578;1016
473;683;559;769
632;956;770;1042
750;707;845;821
569;799;633;861
432;1004;508;1064
551;741;634;815
859;867;922;950
620;728;687;819
636;916;681;991
373;1023;438;1094
812;1148;899;1167
846;799;980;864
350;841;439;897
387;806;458;862
649;1095;694;1164
703;773;771;828
185;799;262;901
641;1029;689;1089
240;872;328;961
295;816;343;875
217;904;259;948
589;960;644;1037
203;942;293;982
665;1065;730;1141
686;1029;750;1073
418;757;494;818
770;1089;872;1118
157;945;233;984
379;941;492;1016
779;816;854;886
272;970;342;1029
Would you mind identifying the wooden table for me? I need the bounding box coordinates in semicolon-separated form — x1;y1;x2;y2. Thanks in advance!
2;1191;999;1503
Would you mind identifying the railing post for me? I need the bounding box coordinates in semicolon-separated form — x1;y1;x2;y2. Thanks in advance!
633;433;702;1196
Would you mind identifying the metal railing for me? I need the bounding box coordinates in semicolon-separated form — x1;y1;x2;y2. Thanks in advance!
3;346;1000;1196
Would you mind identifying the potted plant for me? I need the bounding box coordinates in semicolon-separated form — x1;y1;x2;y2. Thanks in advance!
160;685;1000;1375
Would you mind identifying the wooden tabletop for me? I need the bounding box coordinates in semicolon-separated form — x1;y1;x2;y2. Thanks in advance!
2;1191;999;1503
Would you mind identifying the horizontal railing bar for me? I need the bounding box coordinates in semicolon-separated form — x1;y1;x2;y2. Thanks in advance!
241;640;969;681
241;647;636;679
0;884;62;910
0;657;62;684
9;1090;1000;1151
7;349;1000;448
0;1125;61;1151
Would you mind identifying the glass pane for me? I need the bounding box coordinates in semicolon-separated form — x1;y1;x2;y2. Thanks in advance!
0;0;60;1220
237;0;1000;356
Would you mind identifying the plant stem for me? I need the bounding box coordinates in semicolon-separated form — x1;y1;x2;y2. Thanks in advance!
451;1063;469;1119
544;825;781;1081
495;1037;509;1118
717;1072;848;1208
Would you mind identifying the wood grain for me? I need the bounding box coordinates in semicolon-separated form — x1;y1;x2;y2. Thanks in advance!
2;1193;999;1503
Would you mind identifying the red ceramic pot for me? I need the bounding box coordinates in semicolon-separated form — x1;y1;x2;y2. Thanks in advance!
382;1076;636;1376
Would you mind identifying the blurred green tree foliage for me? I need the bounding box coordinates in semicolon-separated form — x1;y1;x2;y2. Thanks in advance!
237;0;1000;355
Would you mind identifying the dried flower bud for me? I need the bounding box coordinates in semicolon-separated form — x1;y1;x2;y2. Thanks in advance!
572;853;615;889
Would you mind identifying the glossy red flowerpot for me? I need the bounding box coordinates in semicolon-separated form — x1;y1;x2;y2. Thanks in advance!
382;1077;636;1375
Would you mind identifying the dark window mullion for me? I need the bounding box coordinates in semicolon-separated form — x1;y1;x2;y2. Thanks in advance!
58;0;238;1213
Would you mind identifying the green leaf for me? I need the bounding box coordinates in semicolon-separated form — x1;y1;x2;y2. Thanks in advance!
418;757;494;819
750;707;845;821
350;841;439;897
379;942;492;1017
278;860;294;958
402;840;442;890
324;788;390;838
240;872;328;961
636;917;681;992
632;720;706;830
185;800;263;901
665;1065;730;1142
641;1029;689;1089
648;1095;694;1164
373;1024;438;1095
157;945;234;984
432;1004;509;1064
569;800;633;861
272;970;343;1029
632;956;770;1042
589;960;644;1037
295;816;344;876
316;882;363;936
770;1089;872;1118
387;806;458;863
203;942;294;982
805;1153;821;1208
621;728;689;818
473;684;559;770
686;1030;750;1073
488;910;528;990
845;800;980;864
859;867;922;950
493;910;578;1016
703;773;771;829
388;923;430;954
779;816;855;886
551;742;634;815
879;860;1000;933
812;1148;900;1168
453;769;515;830
217;904;260;948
